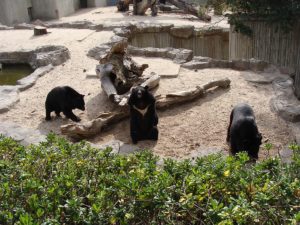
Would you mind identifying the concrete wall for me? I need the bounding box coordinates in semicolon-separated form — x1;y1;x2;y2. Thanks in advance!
0;0;105;25
0;0;32;26
56;0;77;17
74;0;81;10
31;0;58;20
88;0;107;7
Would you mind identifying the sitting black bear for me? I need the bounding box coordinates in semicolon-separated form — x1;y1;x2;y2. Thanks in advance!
226;103;262;159
128;85;158;144
45;86;85;122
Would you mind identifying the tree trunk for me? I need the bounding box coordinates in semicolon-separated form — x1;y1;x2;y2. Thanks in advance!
34;26;47;35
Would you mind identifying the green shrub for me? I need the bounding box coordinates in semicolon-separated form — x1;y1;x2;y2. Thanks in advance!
0;134;299;224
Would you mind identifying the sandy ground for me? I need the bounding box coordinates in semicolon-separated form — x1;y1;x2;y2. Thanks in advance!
50;6;229;29
0;9;293;159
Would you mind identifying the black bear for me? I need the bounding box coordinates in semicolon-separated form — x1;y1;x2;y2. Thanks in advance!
45;86;85;122
226;103;262;159
128;85;158;144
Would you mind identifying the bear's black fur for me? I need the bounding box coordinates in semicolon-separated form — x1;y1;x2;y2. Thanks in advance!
45;86;85;122
227;103;262;159
128;85;158;144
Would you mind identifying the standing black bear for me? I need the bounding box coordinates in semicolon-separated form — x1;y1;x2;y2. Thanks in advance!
226;103;262;159
45;86;85;122
128;85;158;144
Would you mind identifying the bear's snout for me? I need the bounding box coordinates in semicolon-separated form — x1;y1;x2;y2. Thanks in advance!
137;90;143;98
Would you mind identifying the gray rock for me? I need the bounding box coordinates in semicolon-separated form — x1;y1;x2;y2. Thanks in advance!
249;58;269;72
88;24;104;31
95;139;140;155
0;45;70;69
31;45;70;68
279;66;295;76
14;23;35;30
194;56;212;63
279;148;294;164
0;24;13;30
210;59;232;68
0;46;69;114
135;23;174;33
119;143;140;155
31;19;49;27
171;48;193;64
0;86;19;113
194;27;228;36
128;46;192;64
0;122;46;146
49;21;93;29
97;140;123;154
270;78;300;122
290;122;300;145
17;64;54;91
170;25;194;39
114;28;132;38
242;72;287;85
181;61;211;70
232;59;250;70
128;46;168;58
87;44;111;60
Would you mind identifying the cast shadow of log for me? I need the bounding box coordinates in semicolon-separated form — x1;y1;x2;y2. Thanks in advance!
85;92;117;120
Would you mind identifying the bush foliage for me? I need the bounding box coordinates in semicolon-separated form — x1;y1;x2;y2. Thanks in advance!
0;134;300;224
225;0;300;35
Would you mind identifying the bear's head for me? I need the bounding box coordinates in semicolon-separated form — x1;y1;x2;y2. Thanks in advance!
73;94;85;111
128;85;151;109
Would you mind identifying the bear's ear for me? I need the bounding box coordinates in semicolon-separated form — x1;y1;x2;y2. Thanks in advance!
80;94;85;98
130;86;136;92
144;85;149;90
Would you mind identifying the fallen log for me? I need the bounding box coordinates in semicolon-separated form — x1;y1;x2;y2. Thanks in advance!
61;78;230;139
156;78;230;109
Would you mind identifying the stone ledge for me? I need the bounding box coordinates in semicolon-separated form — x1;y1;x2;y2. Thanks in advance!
17;64;54;91
128;46;193;64
0;122;46;146
0;45;70;69
270;78;300;123
0;46;70;113
0;86;20;113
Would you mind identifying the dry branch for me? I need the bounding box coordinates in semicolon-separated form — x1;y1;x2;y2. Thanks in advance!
60;78;230;139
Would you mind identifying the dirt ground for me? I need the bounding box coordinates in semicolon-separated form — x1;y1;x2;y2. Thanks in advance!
0;8;294;159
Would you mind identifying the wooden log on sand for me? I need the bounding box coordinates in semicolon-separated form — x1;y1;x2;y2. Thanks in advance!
61;78;230;139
